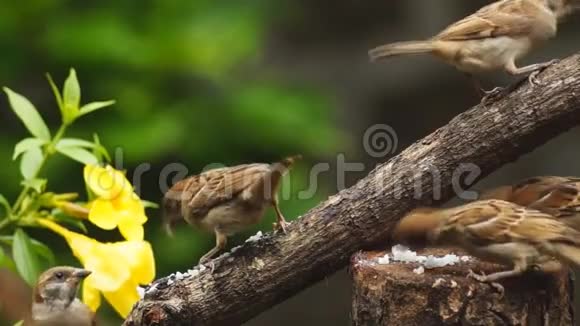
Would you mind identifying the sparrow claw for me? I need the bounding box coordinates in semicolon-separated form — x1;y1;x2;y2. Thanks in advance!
467;269;487;282
490;282;505;299
207;261;216;274
484;87;504;97
274;220;290;234
529;59;560;86
198;257;216;273
481;87;505;105
528;71;542;86
467;270;505;298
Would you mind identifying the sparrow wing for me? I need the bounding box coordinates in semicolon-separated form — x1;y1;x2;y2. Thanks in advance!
507;211;579;242
182;164;270;219
508;210;580;267
435;0;537;41
452;200;525;243
480;176;580;216
455;200;580;246
509;176;580;217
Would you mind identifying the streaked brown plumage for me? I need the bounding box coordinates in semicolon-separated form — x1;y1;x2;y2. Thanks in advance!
163;155;301;263
480;176;580;229
28;266;94;326
394;199;580;284
369;0;578;92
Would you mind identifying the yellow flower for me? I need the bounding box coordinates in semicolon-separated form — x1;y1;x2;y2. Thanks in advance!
38;219;155;318
83;164;147;241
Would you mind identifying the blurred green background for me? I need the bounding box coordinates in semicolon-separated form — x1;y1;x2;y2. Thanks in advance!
1;0;580;324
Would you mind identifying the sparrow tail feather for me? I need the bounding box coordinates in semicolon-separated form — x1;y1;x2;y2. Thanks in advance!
369;41;435;61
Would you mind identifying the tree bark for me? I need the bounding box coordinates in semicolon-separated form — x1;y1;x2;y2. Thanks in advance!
124;54;580;326
351;248;573;326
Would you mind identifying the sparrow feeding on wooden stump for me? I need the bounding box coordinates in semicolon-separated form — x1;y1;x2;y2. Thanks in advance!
480;176;580;229
163;155;301;264
369;0;578;96
393;200;580;292
29;266;94;326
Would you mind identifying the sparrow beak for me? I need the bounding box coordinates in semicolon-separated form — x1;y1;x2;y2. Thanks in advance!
73;269;92;279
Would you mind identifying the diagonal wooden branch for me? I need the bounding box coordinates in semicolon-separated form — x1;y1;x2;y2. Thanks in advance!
125;53;580;326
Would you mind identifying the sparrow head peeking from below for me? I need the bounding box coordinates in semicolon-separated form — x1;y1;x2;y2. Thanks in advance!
31;266;94;326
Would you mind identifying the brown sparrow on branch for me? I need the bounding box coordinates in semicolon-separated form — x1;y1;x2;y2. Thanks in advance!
163;155;301;264
29;266;94;326
369;0;578;94
480;176;580;229
394;200;580;286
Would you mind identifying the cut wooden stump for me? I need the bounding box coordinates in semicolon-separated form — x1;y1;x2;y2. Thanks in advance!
351;248;574;326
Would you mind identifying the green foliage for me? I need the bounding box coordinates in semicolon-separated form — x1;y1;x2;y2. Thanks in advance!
13;138;47;161
3;88;51;141
62;69;81;124
19;147;43;180
0;246;16;270
1;69;115;287
12;229;44;285
0;195;10;217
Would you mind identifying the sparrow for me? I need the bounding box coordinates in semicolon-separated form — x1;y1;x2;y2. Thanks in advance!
480;176;580;229
28;266;94;326
369;0;578;94
163;155;301;264
393;199;580;286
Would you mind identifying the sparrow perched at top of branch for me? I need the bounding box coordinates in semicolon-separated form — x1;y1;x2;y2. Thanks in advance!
393;199;580;284
28;266;94;326
163;155;301;264
369;0;579;93
480;176;580;228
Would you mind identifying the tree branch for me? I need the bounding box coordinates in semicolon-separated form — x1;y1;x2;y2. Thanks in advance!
125;53;580;326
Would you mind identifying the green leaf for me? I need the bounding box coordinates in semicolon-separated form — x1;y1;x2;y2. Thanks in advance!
46;73;64;111
57;138;96;149
56;146;98;165
3;88;51;141
13;320;24;326
57;138;110;162
0;247;16;272
0;194;10;217
29;240;56;267
20;147;43;180
62;69;81;124
13;138;47;160
12;229;42;286
92;133;111;162
0;236;57;251
20;178;47;193
79;100;115;116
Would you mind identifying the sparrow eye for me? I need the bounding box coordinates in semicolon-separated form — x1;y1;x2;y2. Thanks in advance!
55;272;64;280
